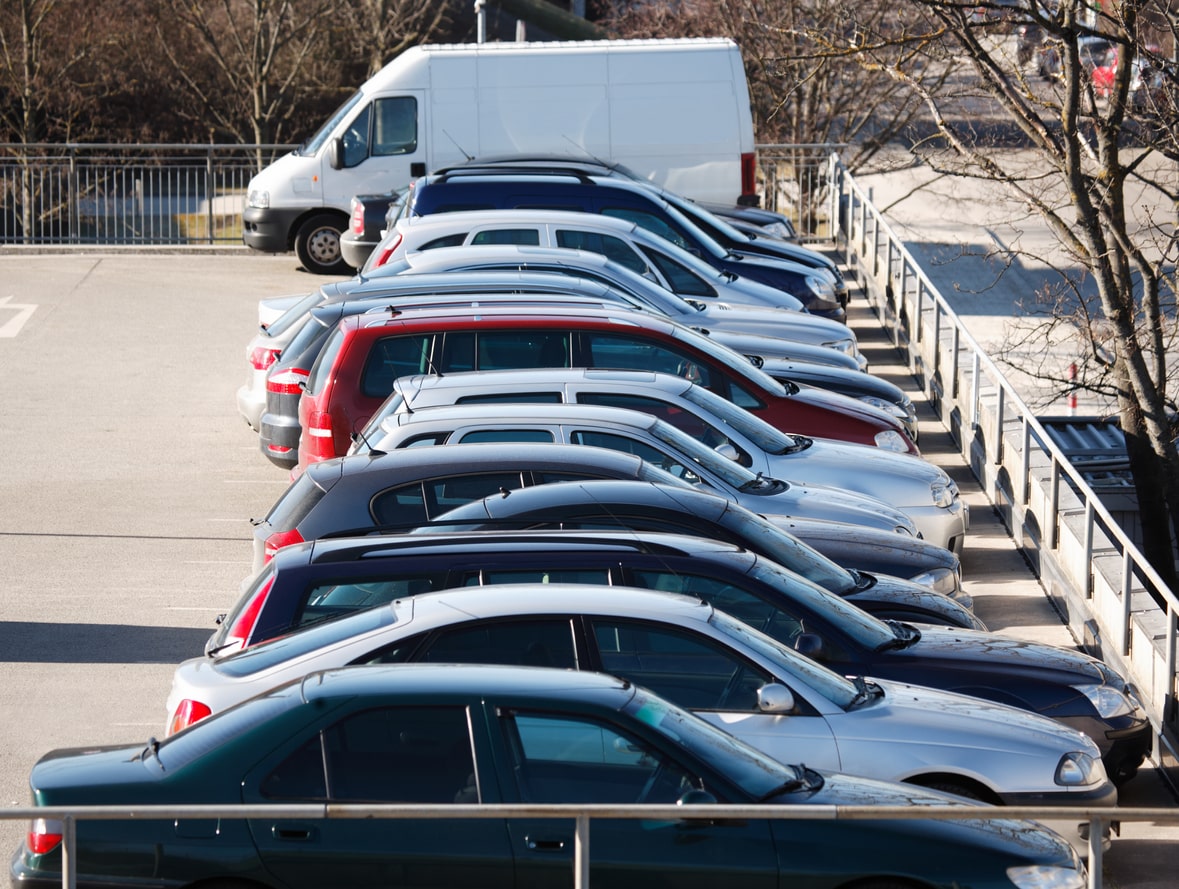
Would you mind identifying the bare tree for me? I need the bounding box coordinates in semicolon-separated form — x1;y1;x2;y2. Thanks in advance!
837;0;1179;582
333;0;456;80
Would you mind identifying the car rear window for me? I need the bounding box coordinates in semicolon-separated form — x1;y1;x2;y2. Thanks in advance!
265;470;328;531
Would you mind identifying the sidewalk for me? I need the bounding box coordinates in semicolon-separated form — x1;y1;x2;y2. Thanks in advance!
836;188;1179;885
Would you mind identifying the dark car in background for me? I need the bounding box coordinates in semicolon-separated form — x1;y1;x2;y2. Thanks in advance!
340;187;408;269
12;664;1087;889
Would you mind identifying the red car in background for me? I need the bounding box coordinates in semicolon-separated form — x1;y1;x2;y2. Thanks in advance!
295;304;918;476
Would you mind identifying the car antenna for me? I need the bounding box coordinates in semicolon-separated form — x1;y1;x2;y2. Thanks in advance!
351;421;387;456
442;130;475;162
561;135;614;170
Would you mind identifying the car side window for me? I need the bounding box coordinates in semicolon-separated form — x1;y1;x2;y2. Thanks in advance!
501;712;699;804
576;392;747;462
262;706;475;804
340;104;371;168
569;430;702;484
413;619;578;669
457;429;555;443
582;332;712;387
419;233;468;251
361;334;436;397
629;570;797;639
371;471;527;525
469;567;612;587
638;245;716;297
554;230;648;275
294;575;445;629
372;97;417;156
590;618;771;712
475;331;569;370
470;228;541;246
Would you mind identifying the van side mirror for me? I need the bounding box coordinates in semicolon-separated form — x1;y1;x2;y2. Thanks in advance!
328;138;343;171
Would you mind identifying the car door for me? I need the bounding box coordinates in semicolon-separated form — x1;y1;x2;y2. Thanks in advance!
492;708;780;889
242;702;514;889
584;610;842;772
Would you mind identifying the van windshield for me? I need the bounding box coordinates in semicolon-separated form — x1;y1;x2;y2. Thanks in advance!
302;90;365;156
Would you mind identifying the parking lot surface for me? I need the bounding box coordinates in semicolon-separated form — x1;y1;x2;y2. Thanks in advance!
0;251;1174;886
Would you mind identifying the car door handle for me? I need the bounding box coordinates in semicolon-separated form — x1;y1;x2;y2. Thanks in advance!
525;835;568;852
272;823;317;842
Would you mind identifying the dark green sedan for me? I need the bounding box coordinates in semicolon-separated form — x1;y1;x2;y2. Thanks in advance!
12;664;1084;889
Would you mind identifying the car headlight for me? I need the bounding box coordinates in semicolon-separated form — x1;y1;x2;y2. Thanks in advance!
909;565;964;597
805;275;836;299
859;395;908;420
1055;751;1103;786
873;430;910;452
248;189;270;209
1074;682;1141;719
760;221;793;240
821;338;857;356
931;479;959;508
1006;864;1086;889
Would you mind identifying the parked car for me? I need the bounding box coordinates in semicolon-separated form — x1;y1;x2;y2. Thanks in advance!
402;163;847;318
760;355;918;442
255;453;961;606
250;441;681;570
696;200;800;243
212;535;1148;786
296;303;917;472
423;475;974;621
351;401;921;538
12;663;1088;889
171;582;1114;854
236;291;324;430
364;207;809;313
360;243;865;366
340;186;408;269
433;155;849;303
366;368;967;551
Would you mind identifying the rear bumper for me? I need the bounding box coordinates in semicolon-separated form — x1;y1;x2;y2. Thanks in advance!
341;232;378;270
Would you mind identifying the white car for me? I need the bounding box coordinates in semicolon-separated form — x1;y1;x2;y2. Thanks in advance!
166;583;1115;853
359;368;968;552
362;241;866;370
236;291;321;430
352;400;922;539
364;207;816;311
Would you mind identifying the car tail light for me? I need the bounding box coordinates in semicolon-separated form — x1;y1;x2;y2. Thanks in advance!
167;700;213;737
222;572;277;651
267;367;309;396
349;197;365;235
27;819;63;855
369;233;402;269
249;346;281;372
266;443;294;457
306;409;337;462
740;152;757;201
264;527;305;563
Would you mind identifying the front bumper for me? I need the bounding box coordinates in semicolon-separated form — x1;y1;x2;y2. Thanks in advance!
902;500;970;554
242;206;305;253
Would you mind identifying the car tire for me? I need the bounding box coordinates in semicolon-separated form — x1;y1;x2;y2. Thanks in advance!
295;213;351;275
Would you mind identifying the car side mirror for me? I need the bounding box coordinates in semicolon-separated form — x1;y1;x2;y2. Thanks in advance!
793;633;825;659
328;138;343;171
714;442;741;462
756;683;795;713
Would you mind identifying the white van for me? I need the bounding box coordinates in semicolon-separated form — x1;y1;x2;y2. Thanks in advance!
242;38;757;274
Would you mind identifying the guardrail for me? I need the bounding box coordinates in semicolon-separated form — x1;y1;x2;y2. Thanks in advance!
5;801;1176;889
0;143;296;245
829;155;1179;784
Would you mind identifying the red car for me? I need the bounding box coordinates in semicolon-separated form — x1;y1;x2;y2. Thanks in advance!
296;304;918;475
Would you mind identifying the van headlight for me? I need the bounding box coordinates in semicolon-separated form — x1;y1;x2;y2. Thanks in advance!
873;430;909;452
1006;864;1085;889
1055;751;1102;786
248;189;270;209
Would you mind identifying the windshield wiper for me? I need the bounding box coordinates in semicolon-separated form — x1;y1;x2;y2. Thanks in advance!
756;768;808;801
876;620;922;651
848;676;884;709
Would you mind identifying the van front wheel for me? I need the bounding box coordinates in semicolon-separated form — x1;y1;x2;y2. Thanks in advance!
295;214;351;275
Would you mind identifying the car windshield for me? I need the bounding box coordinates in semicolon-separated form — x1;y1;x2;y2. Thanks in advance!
622;684;804;797
717;508;856;593
646;418;780;489
680;385;803;454
667;326;788;395
302;90;365;155
747;559;897;649
706;610;860;709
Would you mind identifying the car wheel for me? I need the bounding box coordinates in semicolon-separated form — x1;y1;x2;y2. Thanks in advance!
295;214;350;275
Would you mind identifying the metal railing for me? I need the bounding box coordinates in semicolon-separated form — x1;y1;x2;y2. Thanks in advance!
830;154;1179;776
0;143;296;245
6;801;1177;889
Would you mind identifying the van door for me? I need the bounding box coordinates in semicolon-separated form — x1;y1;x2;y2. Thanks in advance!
326;92;427;207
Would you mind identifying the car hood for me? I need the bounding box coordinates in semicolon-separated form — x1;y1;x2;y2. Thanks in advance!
699;328;861;371
754;482;917;535
765;437;945;499
887;626;1106;683
845;575;983;630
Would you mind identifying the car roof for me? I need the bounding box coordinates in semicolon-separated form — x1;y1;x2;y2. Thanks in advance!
298;660;636;706
397;208;643;235
338;301;678;332
309;441;651;482
339;269;620;300
394;367;694;399
385;400;668;431
304;527;747;564
399;244;643;277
